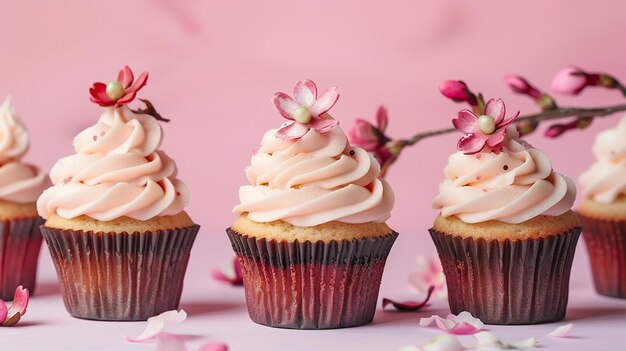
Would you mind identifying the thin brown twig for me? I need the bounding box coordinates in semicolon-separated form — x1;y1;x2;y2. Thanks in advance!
401;103;626;146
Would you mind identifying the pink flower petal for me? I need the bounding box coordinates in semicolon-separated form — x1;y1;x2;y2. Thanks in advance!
275;121;310;140
484;99;506;124
310;115;339;134
199;342;229;351
293;79;317;106
117;65;134;89
347;119;379;151
420;311;483;335
376;105;388;132
272;92;299;120
211;257;243;286
7;286;28;317
124;309;187;342
548;323;574;338
117;71;148;106
457;133;487;155
497;110;520;128
486;128;506;148
310;87;339;116
382;286;434;312
452;110;479;134
89;82;115;106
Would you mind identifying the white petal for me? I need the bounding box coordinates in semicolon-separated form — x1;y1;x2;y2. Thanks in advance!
124;310;188;342
548;323;574;338
423;335;464;351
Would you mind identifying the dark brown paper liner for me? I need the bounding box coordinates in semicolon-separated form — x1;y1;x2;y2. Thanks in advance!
0;216;45;300
40;224;199;321
226;228;398;329
579;213;626;298
429;227;580;325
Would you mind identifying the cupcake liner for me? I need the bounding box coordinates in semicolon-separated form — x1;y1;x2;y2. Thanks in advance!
40;224;199;321
226;228;398;329
0;216;45;300
429;227;580;325
579;214;626;298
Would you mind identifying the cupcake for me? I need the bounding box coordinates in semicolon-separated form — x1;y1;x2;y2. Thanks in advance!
228;79;396;329
0;98;49;300
37;66;199;321
578;116;626;298
431;99;580;325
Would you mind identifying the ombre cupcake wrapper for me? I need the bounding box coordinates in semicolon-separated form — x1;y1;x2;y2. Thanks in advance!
429;227;580;325
579;214;626;298
0;216;45;300
226;228;398;329
41;224;199;321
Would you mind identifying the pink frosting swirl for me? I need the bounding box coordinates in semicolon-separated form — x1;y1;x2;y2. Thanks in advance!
234;126;394;227
0;98;49;204
432;126;576;224
37;106;188;221
580;116;626;203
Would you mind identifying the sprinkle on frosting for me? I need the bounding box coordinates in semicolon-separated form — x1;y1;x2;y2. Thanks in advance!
0;98;49;203
580;115;626;203
433;125;576;224
36;106;188;221
273;79;340;140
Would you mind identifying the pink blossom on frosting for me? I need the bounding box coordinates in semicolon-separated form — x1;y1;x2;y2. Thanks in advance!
211;257;243;286
548;323;574;338
90;65;148;107
0;286;29;327
474;332;536;349
273;79;340;140
125;309;187;342
409;256;447;300
419;311;484;335
453;98;519;155
382;286;434;312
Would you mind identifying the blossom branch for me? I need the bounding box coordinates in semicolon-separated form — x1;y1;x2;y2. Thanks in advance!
402;103;626;146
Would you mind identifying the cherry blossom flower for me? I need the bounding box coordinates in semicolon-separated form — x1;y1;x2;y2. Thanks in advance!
211;257;243;286
90;65;148;107
548;323;574;338
348;106;390;152
409;256;447;300
125;309;187;342
452;98;519;154
273;79;340;140
419;311;484;335
0;286;29;327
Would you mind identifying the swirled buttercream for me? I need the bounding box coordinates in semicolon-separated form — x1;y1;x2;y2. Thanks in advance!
0;98;49;203
233;126;394;227
580;115;626;204
37;106;188;221
433;126;576;224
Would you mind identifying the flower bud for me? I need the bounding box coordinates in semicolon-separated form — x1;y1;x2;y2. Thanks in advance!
439;80;478;105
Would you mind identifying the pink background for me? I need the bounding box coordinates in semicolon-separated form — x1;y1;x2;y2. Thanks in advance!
2;2;626;349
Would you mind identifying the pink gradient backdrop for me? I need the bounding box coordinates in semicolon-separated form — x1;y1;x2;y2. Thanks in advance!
2;0;626;293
